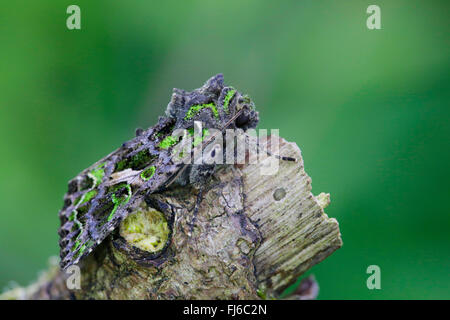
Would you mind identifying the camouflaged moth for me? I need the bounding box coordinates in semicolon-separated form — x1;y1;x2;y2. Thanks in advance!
58;74;267;270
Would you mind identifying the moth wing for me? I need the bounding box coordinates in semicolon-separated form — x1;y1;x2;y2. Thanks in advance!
58;117;177;269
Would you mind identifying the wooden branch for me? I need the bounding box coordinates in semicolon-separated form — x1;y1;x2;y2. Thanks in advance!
242;135;342;296
1;136;342;300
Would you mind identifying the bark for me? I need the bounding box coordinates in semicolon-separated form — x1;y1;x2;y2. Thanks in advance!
1;136;342;300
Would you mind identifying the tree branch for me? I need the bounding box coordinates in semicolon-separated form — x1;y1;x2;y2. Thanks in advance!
1;136;342;300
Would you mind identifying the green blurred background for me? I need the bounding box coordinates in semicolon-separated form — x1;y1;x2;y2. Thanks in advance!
0;1;448;299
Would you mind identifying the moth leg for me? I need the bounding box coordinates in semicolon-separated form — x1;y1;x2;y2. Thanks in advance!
186;159;221;236
187;187;204;237
188;164;216;188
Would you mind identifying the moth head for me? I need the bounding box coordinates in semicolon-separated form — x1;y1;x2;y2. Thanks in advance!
233;93;259;130
167;75;260;132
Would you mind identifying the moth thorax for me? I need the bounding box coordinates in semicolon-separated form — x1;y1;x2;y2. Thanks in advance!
119;207;169;253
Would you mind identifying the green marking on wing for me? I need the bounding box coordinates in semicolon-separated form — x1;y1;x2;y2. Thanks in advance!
82;190;97;204
73;243;87;259
115;159;127;172
223;89;236;113
67;162;105;255
107;183;132;222
75;189;98;206
187;128;210;147
73;240;81;251
65;162;106;257
73;195;82;205
69;210;84;252
159;136;178;149
140;166;156;181
89;163;106;187
184;103;218;120
68;165;105;256
115;150;155;171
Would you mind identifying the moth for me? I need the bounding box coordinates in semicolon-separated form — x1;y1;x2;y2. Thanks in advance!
58;74;295;270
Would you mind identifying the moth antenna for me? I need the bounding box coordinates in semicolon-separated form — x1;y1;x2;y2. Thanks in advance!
253;136;298;162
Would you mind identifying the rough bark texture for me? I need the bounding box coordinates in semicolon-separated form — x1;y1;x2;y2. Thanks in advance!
1;136;342;300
